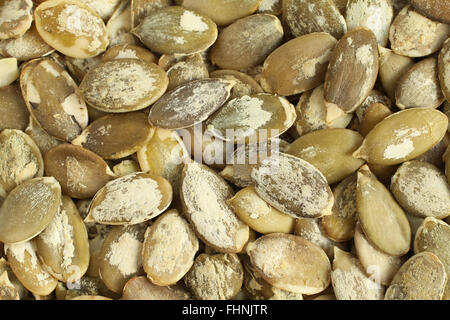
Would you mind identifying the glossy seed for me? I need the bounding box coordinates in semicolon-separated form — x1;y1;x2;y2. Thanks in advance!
0;0;33;40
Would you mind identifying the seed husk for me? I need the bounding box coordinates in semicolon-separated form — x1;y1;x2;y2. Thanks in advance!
78;0;121;21
409;0;450;24
131;0;172;27
63;55;102;82
122;276;191;300
355;90;393;122
112;160;141;177
0;270;19;300
210;69;263;100
106;0;136;47
101;43;157;64
438;38;450;103
165;53;209;91
0;0;33;40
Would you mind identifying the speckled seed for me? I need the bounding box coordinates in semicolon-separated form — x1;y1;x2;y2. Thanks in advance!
391;161;450;219
0;0;33;40
122;276;191;300
283;0;346;39
44;144;116;199
385;252;447;300
322;174;358;242
184;253;243;300
72;112;154;160
439;38;450;103
142;209;199;286
0;57;18;87
331;247;385;300
25;117;63;154
357;165;411;256
389;5;450;58
354;224;406;286
210;14;283;71
5;241;58;296
324;27;379;113
358;103;392;136
148;78;234;129
0;84;29;131
35;0;109;58
260;32;337;96
34;196;89;282
131;0;172;27
247;233;331;294
409;0;450;24
101;44;157;64
165;53;209;91
206;94;296;143
227;186;295;234
181;161;250;253
106;0;136;47
286;128;364;184
251;152;334;219
86;172;172;225
414;217;450;299
395;57;444;109
98;224;146;293
79;59;168;113
353;108;448;165
345;0;393;46
20;58;89;142
0;129;43;193
132;6;218;55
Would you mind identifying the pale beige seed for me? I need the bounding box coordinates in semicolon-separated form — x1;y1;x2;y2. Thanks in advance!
410;0;450;24
0;0;33;40
391;161;450;219
322;174;358;242
64;55;102;82
72;112;154;160
184;253;243;300
389;5;450;58
359;103;393;136
20;58;89;142
0;57;18;87
132;6;218;55
142;209;198;286
148;78;234;130
331;247;385;300
165;53;209;91
86;172;172;225
227;186;295;234
112;160;140;177
210;14;283;71
0;129;43;193
354;224;406;286
25;117;63;155
353;108;449;165
439;38;450;103
395;57;444;110
286;128;364;185
122;276;191;300
5;241;58;296
210;69;264;99
44;144;116;199
260;32;337;96
247;233;331;294
79;59;168;113
131;0;172;27
0;84;29;131
283;0;346;39
106;0;136;47
324;27;379;113
34;196;89;282
357;165;411;256
101;43;157;64
385;252;447;300
78;0;121;21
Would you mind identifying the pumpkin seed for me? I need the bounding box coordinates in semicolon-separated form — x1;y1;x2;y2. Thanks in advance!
0;0;33;40
78;0;121;21
70;295;111;300
131;0;172;27
409;0;450;24
438;38;450;103
257;0;282;15
165;53;209;91
355;89;393;122
358;103;392;136
0;57;18;87
101;43;157;64
112;160;140;177
0;258;27;300
210;69;264;100
25;117;63;155
122;276;191;300
445;145;450;184
64;55;102;82
106;0;136;47
0;84;29;131
0;270;19;300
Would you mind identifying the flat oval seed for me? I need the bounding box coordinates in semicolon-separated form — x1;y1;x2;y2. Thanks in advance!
439;38;450;103
122;276;191;300
210;69;264;99
44;144;116;199
148;78;234;129
331;247;385;300
251;152;334;219
184;253;243;300
142;209;199;286
358;103;392;136
64;55;102;82
34;196;89;282
106;0;136;47
414;217;450;299
0;129;43;192
324;27;379;113
180;161;250;253
247;233;331;294
391;161;450;219
131;0;172;27
20;58;89;142
389;5;450;58
0;57;18;87
283;0;346;39
0;84;29;131
206;94;296;143
0;0;33;40
385;252;447;300
0;177;61;243
354;224;406;286
34;0;109;58
25;117;63;154
132;6;218;55
227;186;295;234
353;108;448;165
395;57;444;109
79;59;168;113
72;112;154;160
210;14;283;70
286;128;364;184
101;43;157;63
165;54;209;91
357;165;411;256
260;32;337;96
409;0;450;25
86;172;172;225
5;241;57;296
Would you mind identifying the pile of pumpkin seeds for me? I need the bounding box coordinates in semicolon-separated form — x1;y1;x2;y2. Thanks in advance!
0;0;449;301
